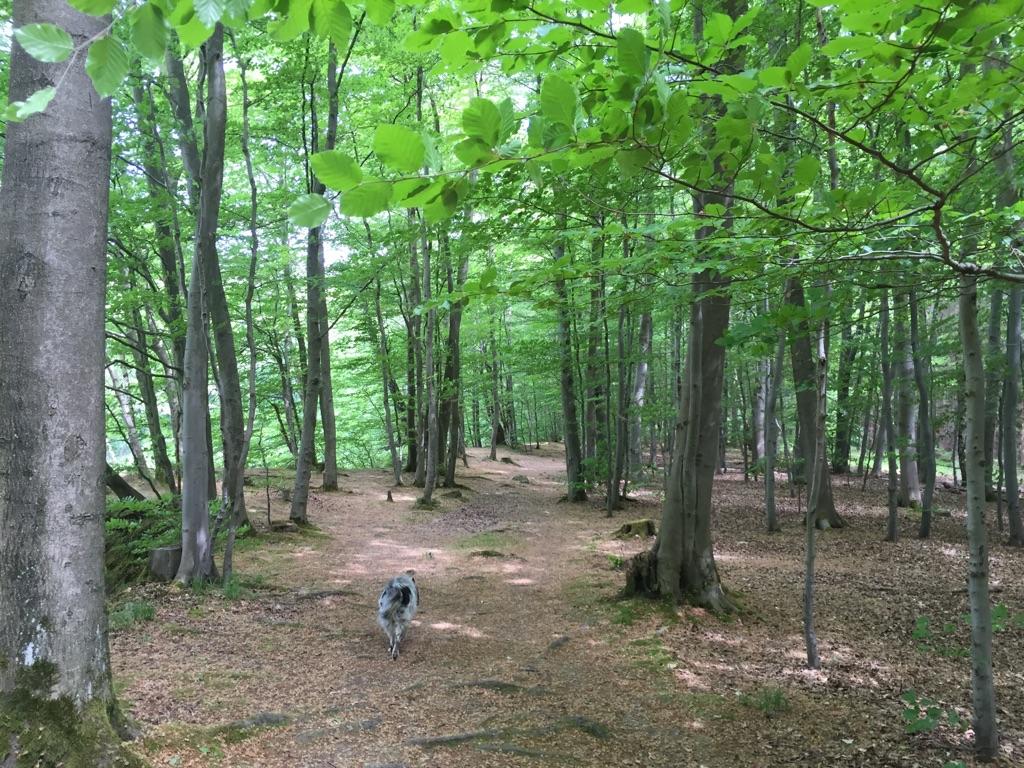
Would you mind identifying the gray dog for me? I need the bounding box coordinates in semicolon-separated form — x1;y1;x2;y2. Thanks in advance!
377;571;418;659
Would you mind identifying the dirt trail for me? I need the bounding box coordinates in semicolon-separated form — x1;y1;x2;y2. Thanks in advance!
113;446;1024;768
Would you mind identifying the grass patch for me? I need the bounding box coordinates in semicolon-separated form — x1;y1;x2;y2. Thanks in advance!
739;686;790;717
457;530;521;551
108;599;155;631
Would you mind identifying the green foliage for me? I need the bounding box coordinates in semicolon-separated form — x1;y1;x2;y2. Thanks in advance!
900;690;967;735
13;24;72;63
104;497;180;591
84;36;130;98
108;599;156;631
373;124;426;173
288;193;332;227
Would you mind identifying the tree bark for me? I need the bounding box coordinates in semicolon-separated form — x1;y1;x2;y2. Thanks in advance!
804;320;827;669
958;274;1000;760
984;289;1003;498
785;278;844;527
894;292;921;507
764;332;785;532
0;3;135;755
880;290;900;542
629;311;654;475
553;216;587;502
419;222;440;505
375;279;403;485
831;302;863;473
910;289;937;538
177;27;228;583
1003;286;1024;545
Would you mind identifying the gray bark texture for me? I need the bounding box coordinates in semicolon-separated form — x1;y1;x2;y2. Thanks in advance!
958;275;999;760
909;290;936;538
0;0;136;760
785;278;844;528
1003;286;1024;545
554;229;587;502
894;293;921;507
880;291;900;542
177;27;228;583
764;332;785;532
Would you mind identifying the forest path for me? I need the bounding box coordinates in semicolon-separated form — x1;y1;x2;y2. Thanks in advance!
113;446;1024;767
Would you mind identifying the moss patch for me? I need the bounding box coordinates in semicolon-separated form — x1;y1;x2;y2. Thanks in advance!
0;662;144;768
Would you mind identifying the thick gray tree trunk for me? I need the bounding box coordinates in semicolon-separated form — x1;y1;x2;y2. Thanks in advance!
958;275;999;760
0;1;136;759
177;27;228;583
420;224;440;505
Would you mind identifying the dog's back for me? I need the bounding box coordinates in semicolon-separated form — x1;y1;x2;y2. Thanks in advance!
378;571;418;658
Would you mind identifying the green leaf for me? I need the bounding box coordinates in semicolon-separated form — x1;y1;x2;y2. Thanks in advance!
288;193;333;227
193;0;225;27
617;28;648;78
615;147;651;178
440;30;474;66
130;5;169;64
85;36;130;98
540;74;577;127
462;97;501;147
270;0;312;42
794;155;819;187
373;124;425;173
312;0;353;48
176;16;214;47
13;24;73;63
454;138;496;167
3;86;57;122
785;42;813;76
340;180;393;217
365;0;395;26
67;0;116;15
310;150;363;191
497;97;519;143
705;12;733;46
757;66;788;87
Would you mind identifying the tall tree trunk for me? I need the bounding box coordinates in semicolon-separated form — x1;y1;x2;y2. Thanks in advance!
958;274;999;760
804;319;827;669
489;323;501;460
831;301;863;473
984;289;1003;499
585;233;606;473
443;235;470;487
177;27;229;582
1003;286;1024;545
420;224;440;505
109;366;151;478
0;0;135;750
785;278;844;527
880;290;900;542
317;44;341;492
629;311;654;474
375;280;403;486
894;292;921;508
129;312;178;493
610;304;630;510
764;332;785;532
554;215;587;502
910;289;937;538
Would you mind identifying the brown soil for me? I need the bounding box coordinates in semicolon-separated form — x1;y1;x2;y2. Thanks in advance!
112;445;1024;767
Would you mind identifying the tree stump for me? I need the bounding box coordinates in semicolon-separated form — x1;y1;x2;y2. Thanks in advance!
149;545;182;582
613;518;657;539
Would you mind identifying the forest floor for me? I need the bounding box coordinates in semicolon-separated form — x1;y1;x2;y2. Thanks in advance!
111;445;1024;768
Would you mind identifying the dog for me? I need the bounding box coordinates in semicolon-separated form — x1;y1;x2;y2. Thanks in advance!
377;571;418;660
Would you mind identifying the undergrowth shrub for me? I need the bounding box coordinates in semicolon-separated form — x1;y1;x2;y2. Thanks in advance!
105;497;252;592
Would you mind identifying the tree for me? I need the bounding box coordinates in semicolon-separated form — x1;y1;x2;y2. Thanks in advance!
0;0;136;759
